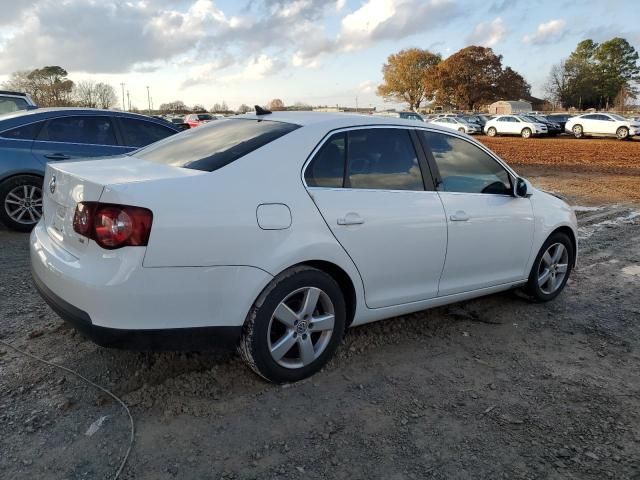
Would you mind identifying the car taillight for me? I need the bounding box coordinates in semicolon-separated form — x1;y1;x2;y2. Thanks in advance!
73;202;153;249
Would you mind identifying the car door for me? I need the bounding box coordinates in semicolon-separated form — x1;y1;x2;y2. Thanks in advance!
417;130;534;296
495;116;510;134
600;115;618;135
304;127;448;309
31;115;127;164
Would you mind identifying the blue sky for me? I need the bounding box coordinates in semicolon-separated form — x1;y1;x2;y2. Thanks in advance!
0;0;638;110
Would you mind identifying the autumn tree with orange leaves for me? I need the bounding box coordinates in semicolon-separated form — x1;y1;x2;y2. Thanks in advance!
429;46;530;110
377;48;441;110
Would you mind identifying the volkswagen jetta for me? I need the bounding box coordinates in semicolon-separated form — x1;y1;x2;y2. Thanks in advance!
31;111;577;383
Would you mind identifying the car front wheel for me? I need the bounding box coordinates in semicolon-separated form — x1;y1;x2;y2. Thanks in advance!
0;175;43;232
487;127;497;137
616;127;629;140
521;127;532;139
239;266;346;383
524;232;574;302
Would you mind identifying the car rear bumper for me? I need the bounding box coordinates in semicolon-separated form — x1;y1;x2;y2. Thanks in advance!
30;221;272;348
31;268;242;350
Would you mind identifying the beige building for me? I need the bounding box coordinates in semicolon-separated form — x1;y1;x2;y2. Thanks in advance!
488;100;532;115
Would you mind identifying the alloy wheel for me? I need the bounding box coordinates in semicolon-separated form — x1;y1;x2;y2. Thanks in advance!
537;242;569;294
4;185;42;225
267;286;335;369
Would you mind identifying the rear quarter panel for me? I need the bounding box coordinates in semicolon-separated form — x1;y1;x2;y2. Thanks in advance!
0;138;45;182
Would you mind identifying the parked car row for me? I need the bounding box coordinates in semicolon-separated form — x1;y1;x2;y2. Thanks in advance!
422;111;640;140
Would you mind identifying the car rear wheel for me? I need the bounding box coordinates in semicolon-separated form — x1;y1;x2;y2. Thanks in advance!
616;127;629;140
0;175;43;232
458;127;465;133
239;266;346;383
521;128;532;139
487;127;497;137
572;124;583;139
524;232;573;302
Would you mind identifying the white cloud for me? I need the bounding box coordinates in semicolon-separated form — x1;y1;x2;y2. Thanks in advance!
0;0;460;87
291;0;460;67
523;19;567;45
358;80;376;94
466;17;507;47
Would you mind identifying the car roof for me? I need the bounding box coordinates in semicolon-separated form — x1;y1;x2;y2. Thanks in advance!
238;111;433;129
0;107;180;130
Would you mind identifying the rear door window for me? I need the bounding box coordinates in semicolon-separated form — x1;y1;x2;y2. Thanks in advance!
38;116;117;145
305;133;345;188
346;128;424;191
118;118;176;148
134;119;300;172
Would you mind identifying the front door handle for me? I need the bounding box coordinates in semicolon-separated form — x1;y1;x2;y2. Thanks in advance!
44;153;71;160
449;210;469;222
337;213;364;226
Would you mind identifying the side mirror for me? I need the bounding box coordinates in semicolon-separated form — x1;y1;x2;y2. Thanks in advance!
514;177;532;198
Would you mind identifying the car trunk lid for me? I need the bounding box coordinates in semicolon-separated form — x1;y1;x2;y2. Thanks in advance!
42;155;203;257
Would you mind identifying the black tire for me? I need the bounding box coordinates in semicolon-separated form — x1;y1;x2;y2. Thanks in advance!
616;127;629;140
458;127;465;133
521;127;532;139
572;124;583;139
0;175;44;232
238;266;346;383
523;232;574;302
487;127;497;137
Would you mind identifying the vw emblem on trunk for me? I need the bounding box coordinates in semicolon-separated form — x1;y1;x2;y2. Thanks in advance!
49;175;56;194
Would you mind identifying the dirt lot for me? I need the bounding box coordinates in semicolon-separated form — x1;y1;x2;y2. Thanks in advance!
480;136;640;204
1;136;639;479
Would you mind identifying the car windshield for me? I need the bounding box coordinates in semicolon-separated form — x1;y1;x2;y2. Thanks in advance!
608;113;626;121
197;114;213;120
134;118;300;172
0;97;29;114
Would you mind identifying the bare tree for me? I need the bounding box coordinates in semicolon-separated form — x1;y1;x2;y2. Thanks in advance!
159;100;188;114
237;104;252;114
74;81;98;107
268;98;285;111
94;83;118;109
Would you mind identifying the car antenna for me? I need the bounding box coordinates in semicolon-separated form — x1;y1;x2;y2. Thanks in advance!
254;105;272;115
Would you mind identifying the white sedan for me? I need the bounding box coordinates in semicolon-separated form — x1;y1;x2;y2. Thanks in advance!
485;115;548;138
565;113;640;140
31;112;577;383
430;116;479;134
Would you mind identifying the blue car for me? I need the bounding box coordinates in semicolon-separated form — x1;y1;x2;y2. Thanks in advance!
0;108;180;231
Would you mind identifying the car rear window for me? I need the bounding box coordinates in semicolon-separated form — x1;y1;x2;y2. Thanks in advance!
134;118;300;172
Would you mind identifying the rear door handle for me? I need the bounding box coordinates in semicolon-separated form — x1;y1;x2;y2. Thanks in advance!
449;210;469;222
337;213;364;226
44;153;71;160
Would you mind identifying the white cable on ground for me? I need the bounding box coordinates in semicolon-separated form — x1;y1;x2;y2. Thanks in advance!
0;339;135;480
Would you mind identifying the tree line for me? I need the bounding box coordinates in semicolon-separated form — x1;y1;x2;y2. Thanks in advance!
377;37;639;112
2;66;118;109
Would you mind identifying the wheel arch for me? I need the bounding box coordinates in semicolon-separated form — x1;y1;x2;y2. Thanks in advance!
549;225;577;267
0;171;44;185
286;260;358;327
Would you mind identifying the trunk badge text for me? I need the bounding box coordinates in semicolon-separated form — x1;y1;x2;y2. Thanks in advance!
49;175;56;195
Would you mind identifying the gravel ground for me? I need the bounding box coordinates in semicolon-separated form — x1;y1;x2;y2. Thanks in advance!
1;138;640;479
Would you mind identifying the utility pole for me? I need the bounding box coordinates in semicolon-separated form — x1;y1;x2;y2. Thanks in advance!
120;83;126;111
127;90;131;111
146;86;151;114
355;96;358;112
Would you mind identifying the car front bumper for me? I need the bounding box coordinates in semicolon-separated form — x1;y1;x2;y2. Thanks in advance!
30;222;272;349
